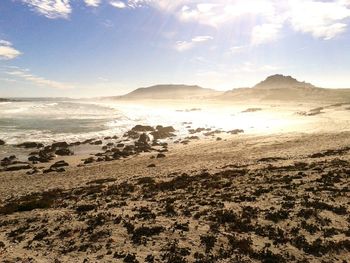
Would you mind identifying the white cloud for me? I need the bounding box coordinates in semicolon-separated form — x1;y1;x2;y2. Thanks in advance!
84;0;101;7
0;40;22;60
251;23;282;45
6;68;73;89
17;0;350;42
119;0;350;43
288;0;350;40
22;0;71;19
230;45;247;53
110;0;127;9
174;35;213;52
192;35;213;42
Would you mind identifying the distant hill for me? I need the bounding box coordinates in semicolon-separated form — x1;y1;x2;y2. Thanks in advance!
109;84;222;100
253;74;316;89
221;75;350;102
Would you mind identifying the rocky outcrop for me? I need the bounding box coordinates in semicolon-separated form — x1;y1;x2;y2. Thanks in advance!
151;126;176;140
28;149;55;163
132;125;155;132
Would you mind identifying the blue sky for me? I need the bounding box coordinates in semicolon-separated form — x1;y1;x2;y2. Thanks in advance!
0;0;350;97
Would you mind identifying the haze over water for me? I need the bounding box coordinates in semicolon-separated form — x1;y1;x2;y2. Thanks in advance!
1;99;349;147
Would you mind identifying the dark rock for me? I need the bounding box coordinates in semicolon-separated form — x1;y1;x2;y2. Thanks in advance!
203;130;223;136
131;125;155;132
1;155;17;166
51;160;69;169
151;130;176;140
188;128;205;134
0;139;5;145
156;125;175;133
157;153;166;158
82;139;95;144
228;129;244;135
124;145;135;152
148;164;156;168
16;142;44;149
92;140;103;145
55;148;74;156
123;130;140;139
5;163;31;171
26;168;40;175
83;157;95;164
29;150;55;163
51;141;69;148
138;133;150;145
117;143;125;147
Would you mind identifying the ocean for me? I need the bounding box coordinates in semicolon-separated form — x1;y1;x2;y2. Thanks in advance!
1;99;348;147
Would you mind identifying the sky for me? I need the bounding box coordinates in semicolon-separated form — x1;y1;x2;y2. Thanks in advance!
0;0;350;98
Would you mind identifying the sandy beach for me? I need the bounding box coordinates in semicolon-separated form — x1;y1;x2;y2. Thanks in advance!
0;128;349;262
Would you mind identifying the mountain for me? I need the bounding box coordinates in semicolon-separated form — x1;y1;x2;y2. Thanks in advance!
109;84;222;100
222;75;350;102
253;74;316;89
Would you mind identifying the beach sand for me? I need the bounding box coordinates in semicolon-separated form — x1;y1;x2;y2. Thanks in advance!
0;130;349;262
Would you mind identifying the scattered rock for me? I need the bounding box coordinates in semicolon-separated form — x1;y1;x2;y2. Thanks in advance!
83;157;95;164
55;148;74;156
151;130;176;140
1;155;17;166
188;128;205;134
16;142;44;149
156;153;166;158
5;163;32;171
51;160;69;169
92;140;103;145
242;108;262;113
51;142;69;148
28;150;55;163
138;133;150;144
228;129;244;135
26;168;40;175
156;125;175;133
132;125;155;132
123;130;140;139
